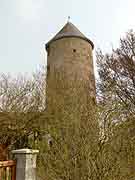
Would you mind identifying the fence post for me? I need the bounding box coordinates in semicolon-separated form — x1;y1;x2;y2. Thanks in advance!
12;149;39;180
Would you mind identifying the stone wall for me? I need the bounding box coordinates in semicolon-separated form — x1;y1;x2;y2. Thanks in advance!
47;37;96;98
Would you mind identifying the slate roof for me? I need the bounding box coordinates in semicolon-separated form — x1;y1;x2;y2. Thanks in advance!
46;22;94;50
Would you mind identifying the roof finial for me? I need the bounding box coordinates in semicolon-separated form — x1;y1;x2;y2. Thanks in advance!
67;16;71;22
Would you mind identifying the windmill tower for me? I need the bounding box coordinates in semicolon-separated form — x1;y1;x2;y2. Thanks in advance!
45;22;96;105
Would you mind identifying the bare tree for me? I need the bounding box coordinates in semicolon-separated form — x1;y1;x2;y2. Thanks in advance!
96;30;135;179
0;46;135;179
0;67;46;153
96;30;135;116
37;71;99;180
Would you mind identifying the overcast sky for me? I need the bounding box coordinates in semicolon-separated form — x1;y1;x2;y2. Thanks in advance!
0;0;135;75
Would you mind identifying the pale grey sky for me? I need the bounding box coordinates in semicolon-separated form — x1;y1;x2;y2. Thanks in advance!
0;0;135;75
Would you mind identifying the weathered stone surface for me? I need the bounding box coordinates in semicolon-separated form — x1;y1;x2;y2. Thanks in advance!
47;37;96;98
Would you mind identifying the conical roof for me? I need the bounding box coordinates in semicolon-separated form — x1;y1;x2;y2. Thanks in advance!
46;22;94;50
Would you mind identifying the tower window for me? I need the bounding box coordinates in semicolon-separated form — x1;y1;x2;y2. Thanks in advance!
73;49;76;53
47;65;50;76
47;47;50;56
47;65;50;71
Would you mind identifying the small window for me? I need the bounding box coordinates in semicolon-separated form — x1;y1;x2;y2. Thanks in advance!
47;65;50;71
73;49;76;53
47;47;50;56
92;97;96;104
47;65;50;76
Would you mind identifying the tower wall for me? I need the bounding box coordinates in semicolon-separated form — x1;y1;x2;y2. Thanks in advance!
47;37;96;98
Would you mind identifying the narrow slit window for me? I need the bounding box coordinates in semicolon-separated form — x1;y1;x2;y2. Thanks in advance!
73;49;76;53
47;65;50;76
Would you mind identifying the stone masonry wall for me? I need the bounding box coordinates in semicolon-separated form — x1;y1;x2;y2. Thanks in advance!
47;37;96;98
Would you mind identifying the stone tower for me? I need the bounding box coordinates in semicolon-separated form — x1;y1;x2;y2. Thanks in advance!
45;22;96;103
